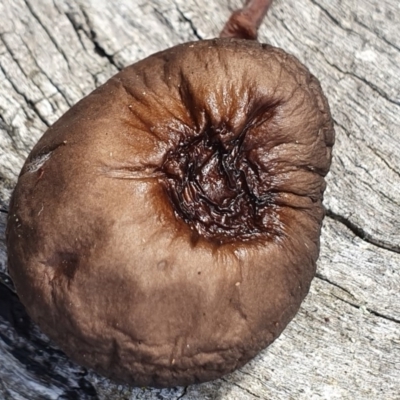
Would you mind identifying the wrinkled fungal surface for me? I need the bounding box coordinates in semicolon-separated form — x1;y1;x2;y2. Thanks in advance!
160;112;281;244
6;39;334;387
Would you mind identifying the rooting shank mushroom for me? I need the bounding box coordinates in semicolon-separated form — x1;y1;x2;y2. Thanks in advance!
6;0;334;388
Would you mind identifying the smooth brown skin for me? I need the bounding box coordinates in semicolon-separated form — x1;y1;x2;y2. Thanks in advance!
6;38;334;387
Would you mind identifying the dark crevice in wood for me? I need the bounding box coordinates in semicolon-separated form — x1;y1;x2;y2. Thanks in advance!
333;119;400;180
22;0;74;107
0;272;15;294
302;0;400;107
176;386;188;399
346;71;400;107
62;12;106;89
222;378;262;398
239;369;271;389
0;62;51;132
79;7;122;71
326;210;400;254
0;116;20;155
331;293;400;325
23;0;73;73
354;15;400;53
20;34;77;109
365;143;400;180
0;35;48;105
176;6;203;40
307;0;355;36
272;14;296;42
0;37;55;127
313;45;400;108
153;8;177;35
315;273;355;299
309;0;400;54
0;282;100;399
87;33;119;71
0;62;50;128
64;11;90;52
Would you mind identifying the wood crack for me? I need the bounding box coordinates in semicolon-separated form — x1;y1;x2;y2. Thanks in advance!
272;14;296;42
299;0;400;107
0;273;15;294
17;34;74;109
354;16;400;53
0;34;48;103
365;143;400;180
0;116;20;156
222;378;262;398
79;7;121;71
333;119;400;179
325;210;400;254
315;272;355;299
331;293;400;325
307;0;357;37
313;46;400;107
176;6;203;40
62;11;109;89
176;386;188;399
22;0;74;107
0;64;49;128
307;0;400;55
274;7;398;109
63;11;88;52
23;0;72;73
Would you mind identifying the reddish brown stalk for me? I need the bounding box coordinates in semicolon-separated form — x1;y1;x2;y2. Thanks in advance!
220;0;273;40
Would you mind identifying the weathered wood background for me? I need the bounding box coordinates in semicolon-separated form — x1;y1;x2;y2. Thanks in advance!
0;0;399;398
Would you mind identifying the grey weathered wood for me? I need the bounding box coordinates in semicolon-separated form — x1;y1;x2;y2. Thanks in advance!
1;0;399;399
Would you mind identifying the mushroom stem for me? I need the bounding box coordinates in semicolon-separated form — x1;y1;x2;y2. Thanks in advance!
219;0;273;40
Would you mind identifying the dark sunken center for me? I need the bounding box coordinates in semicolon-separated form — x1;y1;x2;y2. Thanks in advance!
160;124;278;244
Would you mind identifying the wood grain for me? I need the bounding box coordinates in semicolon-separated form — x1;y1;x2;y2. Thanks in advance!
1;0;399;398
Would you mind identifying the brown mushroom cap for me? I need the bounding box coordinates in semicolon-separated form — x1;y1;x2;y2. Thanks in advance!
6;39;334;388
